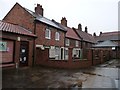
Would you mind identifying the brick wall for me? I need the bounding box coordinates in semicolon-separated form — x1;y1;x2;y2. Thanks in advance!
35;23;65;47
3;3;34;33
35;48;92;69
69;39;81;48
0;40;14;63
3;3;66;47
2;32;34;67
35;47;118;69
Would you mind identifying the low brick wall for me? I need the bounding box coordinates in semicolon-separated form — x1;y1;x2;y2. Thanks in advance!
35;48;92;69
38;59;92;69
93;59;101;65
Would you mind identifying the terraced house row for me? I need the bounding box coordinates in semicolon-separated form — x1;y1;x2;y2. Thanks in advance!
0;3;119;68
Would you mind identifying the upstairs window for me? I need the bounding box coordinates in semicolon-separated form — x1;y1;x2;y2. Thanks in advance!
65;38;70;46
45;28;51;39
76;41;79;47
55;32;60;41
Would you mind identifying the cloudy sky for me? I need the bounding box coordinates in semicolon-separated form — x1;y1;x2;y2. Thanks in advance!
0;0;119;35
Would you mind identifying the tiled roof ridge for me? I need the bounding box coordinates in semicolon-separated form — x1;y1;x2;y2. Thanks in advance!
74;28;96;43
66;27;81;40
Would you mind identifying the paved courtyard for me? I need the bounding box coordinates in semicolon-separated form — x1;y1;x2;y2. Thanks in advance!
2;59;120;89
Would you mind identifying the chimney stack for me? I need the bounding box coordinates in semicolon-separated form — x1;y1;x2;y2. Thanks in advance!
99;32;102;36
93;32;96;37
35;4;44;16
85;26;88;33
78;24;82;31
61;17;67;27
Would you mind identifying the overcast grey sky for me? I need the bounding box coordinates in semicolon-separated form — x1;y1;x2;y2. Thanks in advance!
0;0;119;35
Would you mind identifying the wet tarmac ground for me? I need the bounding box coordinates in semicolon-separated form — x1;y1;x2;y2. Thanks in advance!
2;59;120;89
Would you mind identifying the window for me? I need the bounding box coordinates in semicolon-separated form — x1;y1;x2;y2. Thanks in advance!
72;48;82;59
76;41;79;47
49;46;61;60
65;38;70;46
49;46;55;59
0;42;7;51
55;47;61;60
45;28;51;39
55;32;60;41
64;48;68;60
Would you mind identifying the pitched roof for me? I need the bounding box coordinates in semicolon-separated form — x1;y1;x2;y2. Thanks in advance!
0;21;36;37
93;40;118;48
24;8;66;32
75;29;96;43
66;27;81;40
95;31;120;42
51;20;80;40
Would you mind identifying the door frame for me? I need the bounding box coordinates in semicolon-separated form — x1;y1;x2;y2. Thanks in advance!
19;41;29;67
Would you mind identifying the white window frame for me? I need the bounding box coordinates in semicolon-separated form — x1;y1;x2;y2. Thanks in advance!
64;48;68;60
55;32;60;41
45;28;51;39
65;38;70;46
76;40;79;47
49;46;55;59
55;47;61;60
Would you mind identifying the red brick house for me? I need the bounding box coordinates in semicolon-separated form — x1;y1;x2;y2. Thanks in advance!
0;20;36;67
60;17;83;59
73;24;96;49
3;3;67;66
2;2;94;68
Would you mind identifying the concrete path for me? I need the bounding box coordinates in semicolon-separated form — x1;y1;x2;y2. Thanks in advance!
82;67;119;89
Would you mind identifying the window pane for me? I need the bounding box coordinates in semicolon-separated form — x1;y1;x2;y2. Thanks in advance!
0;42;7;51
76;41;79;47
65;48;68;60
45;28;51;39
55;32;60;40
49;48;55;58
65;39;69;46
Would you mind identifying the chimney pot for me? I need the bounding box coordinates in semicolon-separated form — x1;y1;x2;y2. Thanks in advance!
85;26;88;33
78;23;82;31
99;32;102;36
93;32;96;36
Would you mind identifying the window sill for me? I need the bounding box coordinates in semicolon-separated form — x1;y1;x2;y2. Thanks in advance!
45;37;51;40
73;59;87;61
49;59;68;61
55;39;60;41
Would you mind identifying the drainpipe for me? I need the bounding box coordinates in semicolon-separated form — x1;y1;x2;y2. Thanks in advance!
81;38;83;49
32;18;37;66
80;38;83;59
92;49;94;65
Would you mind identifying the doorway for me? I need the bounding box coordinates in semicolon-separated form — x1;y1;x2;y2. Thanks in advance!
19;41;29;66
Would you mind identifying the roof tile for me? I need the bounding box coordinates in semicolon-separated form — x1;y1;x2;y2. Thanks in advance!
95;31;120;41
66;27;81;40
75;29;96;43
0;21;36;37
